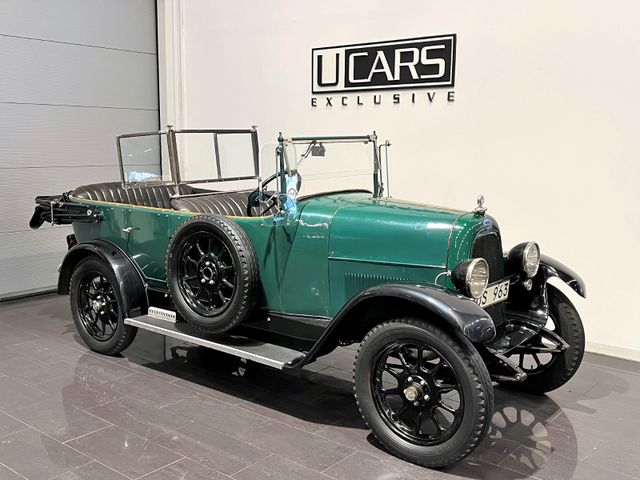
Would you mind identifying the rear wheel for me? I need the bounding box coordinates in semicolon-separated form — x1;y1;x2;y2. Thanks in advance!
70;256;137;355
354;319;493;468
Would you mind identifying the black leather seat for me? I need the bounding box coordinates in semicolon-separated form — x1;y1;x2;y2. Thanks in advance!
71;182;257;216
171;191;259;217
71;182;192;209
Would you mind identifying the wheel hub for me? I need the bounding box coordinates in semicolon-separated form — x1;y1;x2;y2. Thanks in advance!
403;383;423;402
91;295;106;313
199;259;219;285
403;375;434;404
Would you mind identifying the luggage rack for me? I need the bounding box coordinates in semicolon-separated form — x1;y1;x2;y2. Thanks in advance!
125;307;306;370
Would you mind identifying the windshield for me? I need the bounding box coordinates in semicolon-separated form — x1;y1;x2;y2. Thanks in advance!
117;127;259;191
276;134;385;203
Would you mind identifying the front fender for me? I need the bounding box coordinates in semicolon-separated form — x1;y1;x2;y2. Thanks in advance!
291;283;497;368
58;240;147;317
353;284;497;343
507;254;585;325
539;254;586;298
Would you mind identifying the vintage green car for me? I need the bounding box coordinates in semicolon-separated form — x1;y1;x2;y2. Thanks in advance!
30;126;586;467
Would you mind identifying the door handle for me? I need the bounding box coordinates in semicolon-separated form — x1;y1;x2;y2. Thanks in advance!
121;227;135;233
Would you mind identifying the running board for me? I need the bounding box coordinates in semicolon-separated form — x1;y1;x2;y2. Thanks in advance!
125;307;306;370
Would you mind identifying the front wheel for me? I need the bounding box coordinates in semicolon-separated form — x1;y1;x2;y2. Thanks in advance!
499;285;585;394
354;319;494;468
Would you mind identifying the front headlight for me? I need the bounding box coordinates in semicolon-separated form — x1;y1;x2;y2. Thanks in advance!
451;258;489;299
507;241;540;277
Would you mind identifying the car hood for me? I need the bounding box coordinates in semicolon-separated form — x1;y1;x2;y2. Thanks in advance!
303;192;492;269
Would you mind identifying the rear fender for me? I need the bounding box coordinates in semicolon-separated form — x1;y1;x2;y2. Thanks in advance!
58;240;147;317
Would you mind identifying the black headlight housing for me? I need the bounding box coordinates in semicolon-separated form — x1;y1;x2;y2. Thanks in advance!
506;242;540;278
451;258;489;299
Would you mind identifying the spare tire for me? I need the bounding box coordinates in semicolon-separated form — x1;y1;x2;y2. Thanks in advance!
166;215;259;333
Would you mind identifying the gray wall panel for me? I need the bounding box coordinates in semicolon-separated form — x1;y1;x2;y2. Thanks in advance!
0;228;72;299
0;0;157;53
1;166;119;235
0;35;158;109
0;104;158;168
0;2;158;298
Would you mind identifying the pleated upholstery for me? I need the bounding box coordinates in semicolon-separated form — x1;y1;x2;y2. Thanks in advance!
71;181;257;216
171;191;259;216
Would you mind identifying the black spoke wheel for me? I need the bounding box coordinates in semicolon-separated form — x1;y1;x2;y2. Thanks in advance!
354;318;493;468
167;215;259;334
77;273;119;341
373;342;464;446
177;232;237;317
498;285;585;394
70;256;137;355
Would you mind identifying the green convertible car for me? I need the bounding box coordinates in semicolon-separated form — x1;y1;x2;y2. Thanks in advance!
30;126;586;467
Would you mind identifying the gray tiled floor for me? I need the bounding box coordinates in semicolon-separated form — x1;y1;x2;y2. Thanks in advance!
0;294;638;480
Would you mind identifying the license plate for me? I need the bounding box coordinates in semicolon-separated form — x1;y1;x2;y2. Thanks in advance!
474;280;510;308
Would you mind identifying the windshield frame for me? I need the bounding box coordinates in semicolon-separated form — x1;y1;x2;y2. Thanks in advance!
277;133;383;202
116;126;260;196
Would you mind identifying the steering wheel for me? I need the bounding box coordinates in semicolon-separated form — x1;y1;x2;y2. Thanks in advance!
247;171;303;217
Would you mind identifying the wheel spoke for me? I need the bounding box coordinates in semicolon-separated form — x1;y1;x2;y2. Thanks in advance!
429;410;445;433
382;388;401;397
428;361;443;377
438;402;456;414
383;366;400;379
397;349;411;368
415;410;425;434
532;353;541;367
392;403;410;420
221;278;234;289
437;383;456;393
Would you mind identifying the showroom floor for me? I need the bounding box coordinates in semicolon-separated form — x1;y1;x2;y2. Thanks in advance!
0;294;638;480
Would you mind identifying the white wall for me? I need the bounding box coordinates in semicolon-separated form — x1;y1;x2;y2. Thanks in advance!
158;0;640;360
0;0;159;298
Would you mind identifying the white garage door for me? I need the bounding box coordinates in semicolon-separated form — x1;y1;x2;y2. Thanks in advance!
0;0;159;299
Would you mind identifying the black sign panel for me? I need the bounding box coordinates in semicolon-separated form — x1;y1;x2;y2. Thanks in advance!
312;34;456;94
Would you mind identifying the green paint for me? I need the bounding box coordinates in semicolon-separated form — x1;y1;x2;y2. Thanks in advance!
71;191;490;317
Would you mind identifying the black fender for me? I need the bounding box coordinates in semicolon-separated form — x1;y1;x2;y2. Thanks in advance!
289;283;496;368
57;240;147;317
507;254;585;325
539;254;586;298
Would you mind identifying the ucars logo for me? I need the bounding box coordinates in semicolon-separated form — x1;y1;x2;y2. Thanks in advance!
312;34;456;94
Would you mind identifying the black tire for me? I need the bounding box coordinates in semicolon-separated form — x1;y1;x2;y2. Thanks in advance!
166;215;258;333
70;256;137;355
354;318;494;468
499;285;585;394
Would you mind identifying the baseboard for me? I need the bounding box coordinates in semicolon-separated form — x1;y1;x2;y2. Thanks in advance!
0;287;56;303
586;341;640;362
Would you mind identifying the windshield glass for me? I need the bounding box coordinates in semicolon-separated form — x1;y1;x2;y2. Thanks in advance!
117;129;258;190
281;136;377;199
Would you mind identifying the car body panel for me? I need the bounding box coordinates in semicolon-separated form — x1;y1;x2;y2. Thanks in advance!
70;192;500;321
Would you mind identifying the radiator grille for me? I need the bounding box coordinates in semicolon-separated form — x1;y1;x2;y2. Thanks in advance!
472;229;506;326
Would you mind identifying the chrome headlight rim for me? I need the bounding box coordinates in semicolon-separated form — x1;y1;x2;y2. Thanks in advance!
522;242;540;277
451;257;490;300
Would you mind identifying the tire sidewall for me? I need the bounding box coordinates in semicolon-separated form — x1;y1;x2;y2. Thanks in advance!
355;321;490;463
167;215;255;332
70;256;129;353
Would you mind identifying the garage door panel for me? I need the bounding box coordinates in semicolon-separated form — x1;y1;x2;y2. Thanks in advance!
0;36;158;110
0;0;157;54
0;104;158;169
1;166;119;235
0;227;71;298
